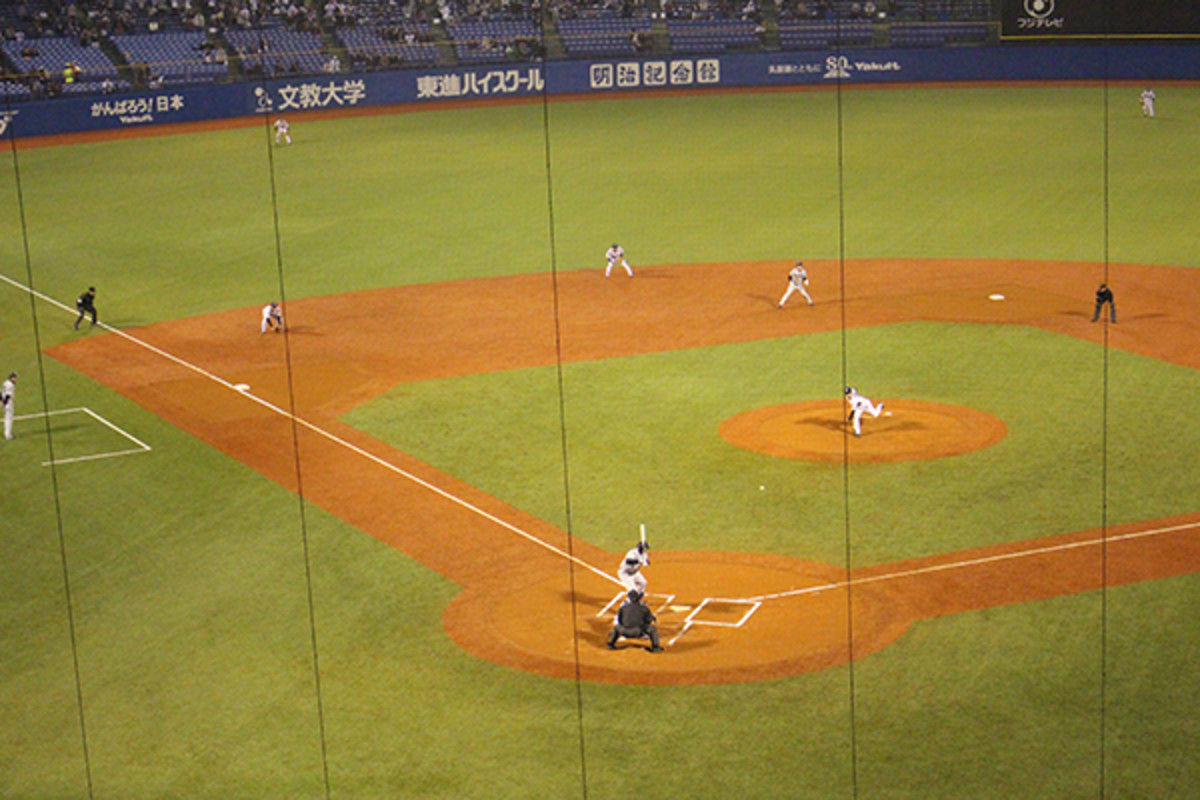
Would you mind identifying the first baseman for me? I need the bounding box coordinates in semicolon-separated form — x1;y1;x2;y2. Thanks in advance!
617;539;650;595
2;372;15;440
261;302;284;333
845;386;884;437
778;261;813;307
604;244;633;278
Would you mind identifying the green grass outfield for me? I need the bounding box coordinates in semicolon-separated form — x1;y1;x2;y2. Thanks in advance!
2;83;1200;798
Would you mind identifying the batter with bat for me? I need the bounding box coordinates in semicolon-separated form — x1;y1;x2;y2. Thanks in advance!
617;528;650;596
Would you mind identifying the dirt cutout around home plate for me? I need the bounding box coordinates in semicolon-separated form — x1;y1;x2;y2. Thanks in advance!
720;400;1008;463
44;257;1200;685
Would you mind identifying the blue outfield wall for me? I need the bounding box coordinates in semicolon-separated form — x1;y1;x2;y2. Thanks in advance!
1;43;1198;140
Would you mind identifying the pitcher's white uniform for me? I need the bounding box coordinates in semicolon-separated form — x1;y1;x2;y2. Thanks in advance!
1140;88;1156;117
845;386;884;437
617;542;649;595
605;244;633;277
778;262;813;307
261;302;284;333
2;372;14;440
274;117;291;144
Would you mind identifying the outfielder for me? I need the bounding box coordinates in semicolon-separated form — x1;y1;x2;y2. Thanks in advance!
778;261;813;307
604;244;633;278
261;301;284;333
1140;87;1156;118
845;386;884;437
274;117;291;144
2;372;15;440
617;539;650;595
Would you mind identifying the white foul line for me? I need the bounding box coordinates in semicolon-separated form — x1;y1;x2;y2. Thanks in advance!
1;272;620;587
747;519;1200;604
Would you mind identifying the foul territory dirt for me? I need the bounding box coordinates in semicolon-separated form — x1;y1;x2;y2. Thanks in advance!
46;258;1200;685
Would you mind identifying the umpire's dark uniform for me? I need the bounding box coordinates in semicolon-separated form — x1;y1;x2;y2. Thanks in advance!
1092;283;1116;323
607;590;663;652
75;286;97;329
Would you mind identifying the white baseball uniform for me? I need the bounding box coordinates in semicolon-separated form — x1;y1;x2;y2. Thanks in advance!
605;245;633;277
2;374;14;440
778;264;813;307
261;302;283;333
846;387;884;437
274;118;291;144
617;544;649;594
1140;88;1155;118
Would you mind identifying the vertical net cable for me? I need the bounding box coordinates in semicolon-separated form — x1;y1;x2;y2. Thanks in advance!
257;79;334;800
4;94;97;800
833;19;860;798
535;32;592;798
1098;2;1113;794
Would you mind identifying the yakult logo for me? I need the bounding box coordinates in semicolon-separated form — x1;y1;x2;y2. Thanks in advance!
824;56;850;79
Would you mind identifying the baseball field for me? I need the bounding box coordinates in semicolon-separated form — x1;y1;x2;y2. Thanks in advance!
3;80;1200;798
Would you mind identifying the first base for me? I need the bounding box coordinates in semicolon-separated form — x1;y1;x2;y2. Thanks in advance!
988;293;1005;301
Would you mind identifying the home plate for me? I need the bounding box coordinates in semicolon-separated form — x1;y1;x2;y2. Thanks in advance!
234;383;251;391
988;293;1006;301
884;412;893;416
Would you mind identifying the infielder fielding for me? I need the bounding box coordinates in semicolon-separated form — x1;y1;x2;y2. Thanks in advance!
604;244;633;278
845;386;884;437
778;261;813;307
261;302;284;333
2;372;15;440
617;538;650;595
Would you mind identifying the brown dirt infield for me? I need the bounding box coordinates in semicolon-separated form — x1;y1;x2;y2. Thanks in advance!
44;257;1200;684
719;400;1008;463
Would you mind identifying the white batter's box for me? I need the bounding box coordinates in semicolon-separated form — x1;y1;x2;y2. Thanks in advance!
668;597;762;646
14;407;152;467
596;590;676;618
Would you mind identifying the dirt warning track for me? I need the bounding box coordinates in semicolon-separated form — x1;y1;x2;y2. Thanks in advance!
45;258;1200;684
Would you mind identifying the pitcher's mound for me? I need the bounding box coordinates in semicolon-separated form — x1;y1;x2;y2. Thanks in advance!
720;400;1007;463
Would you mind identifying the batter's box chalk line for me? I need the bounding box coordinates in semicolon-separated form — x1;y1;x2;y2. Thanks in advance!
15;407;152;467
668;597;762;647
596;591;676;618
